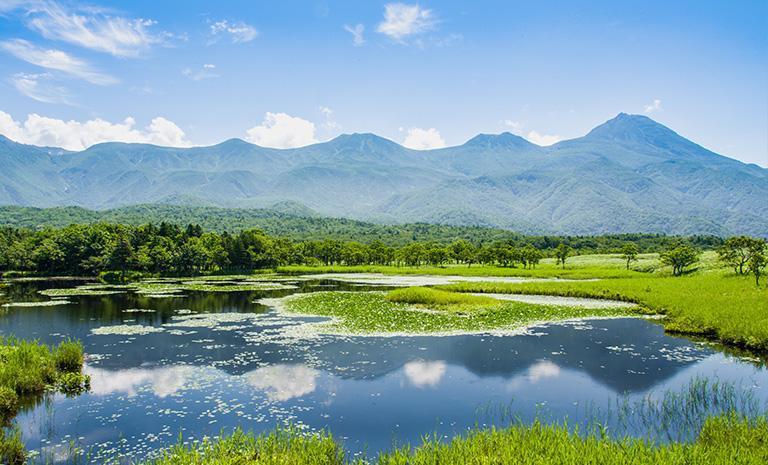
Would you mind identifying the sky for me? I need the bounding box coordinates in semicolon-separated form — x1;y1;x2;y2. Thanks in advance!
0;0;766;166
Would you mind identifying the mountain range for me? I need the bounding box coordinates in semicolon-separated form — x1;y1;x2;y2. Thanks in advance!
1;113;765;236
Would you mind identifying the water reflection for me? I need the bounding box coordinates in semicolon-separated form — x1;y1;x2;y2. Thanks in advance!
1;278;767;463
86;365;194;398
403;360;447;388
245;364;320;401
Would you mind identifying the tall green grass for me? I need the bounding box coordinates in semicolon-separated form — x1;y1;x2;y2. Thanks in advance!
141;414;768;465
439;272;768;351
386;287;498;307
0;337;87;464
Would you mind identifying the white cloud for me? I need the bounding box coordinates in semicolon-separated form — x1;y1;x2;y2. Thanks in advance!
344;23;365;46
377;3;435;41
525;130;561;146
403;360;446;388
5;0;162;57
245;112;317;148
11;72;71;104
0;110;191;150
402;127;446;150
644;98;662;114
182;63;219;81
318;106;340;130
210;20;258;44
502;120;561;146
245;364;320;402
0;39;117;85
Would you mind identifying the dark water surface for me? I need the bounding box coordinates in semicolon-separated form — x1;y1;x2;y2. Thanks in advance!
1;278;767;463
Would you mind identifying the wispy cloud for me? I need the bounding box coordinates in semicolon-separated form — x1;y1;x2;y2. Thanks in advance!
209;20;258;44
0;39;117;85
344;23;365;46
377;3;436;42
182;63;219;81
644;98;663;114
0;110;192;150
11;72;72;104
4;0;163;57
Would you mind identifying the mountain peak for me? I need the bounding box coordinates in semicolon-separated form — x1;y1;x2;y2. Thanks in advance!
585;113;678;143
327;133;403;152
463;132;536;150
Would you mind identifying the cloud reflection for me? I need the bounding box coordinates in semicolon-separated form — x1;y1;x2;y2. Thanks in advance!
245;364;320;401
86;364;194;397
403;360;447;388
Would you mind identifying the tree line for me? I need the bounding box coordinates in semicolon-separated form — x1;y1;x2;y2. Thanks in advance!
0;223;763;281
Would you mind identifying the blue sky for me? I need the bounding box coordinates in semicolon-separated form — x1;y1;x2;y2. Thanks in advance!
0;0;765;166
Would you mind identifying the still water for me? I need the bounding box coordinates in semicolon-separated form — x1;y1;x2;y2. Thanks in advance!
1;277;766;463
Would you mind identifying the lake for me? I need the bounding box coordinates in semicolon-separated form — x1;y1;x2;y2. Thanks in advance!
1;276;767;463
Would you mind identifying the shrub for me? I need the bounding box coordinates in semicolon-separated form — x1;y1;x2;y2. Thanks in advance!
54;339;85;372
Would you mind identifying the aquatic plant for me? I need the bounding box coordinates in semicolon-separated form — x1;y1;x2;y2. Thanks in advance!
54;339;85;372
0;337;86;464
280;291;633;336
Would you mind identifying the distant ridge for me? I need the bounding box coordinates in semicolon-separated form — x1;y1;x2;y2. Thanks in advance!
0;114;765;236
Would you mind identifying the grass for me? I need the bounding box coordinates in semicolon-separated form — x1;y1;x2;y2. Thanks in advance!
439;272;768;351
386;287;498;307
140;414;768;465
278;263;645;279
280;291;634;335
0;337;87;464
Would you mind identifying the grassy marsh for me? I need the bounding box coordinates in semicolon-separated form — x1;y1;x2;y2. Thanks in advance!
280;290;634;335
439;272;768;351
0;337;87;464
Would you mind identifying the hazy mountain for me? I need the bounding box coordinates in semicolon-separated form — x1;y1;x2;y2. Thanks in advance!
0;113;765;236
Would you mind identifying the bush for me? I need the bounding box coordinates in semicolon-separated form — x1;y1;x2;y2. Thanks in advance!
54;339;84;372
0;387;18;423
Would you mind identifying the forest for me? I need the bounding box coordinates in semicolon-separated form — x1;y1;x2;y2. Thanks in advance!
0;221;729;277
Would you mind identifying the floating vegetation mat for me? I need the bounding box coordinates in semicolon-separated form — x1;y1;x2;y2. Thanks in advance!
39;287;126;297
91;324;165;336
2;299;73;307
265;291;637;337
130;281;297;294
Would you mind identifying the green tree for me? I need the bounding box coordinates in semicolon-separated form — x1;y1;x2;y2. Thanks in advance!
555;243;571;269
621;243;639;270
718;236;764;274
746;242;767;286
107;237;134;281
661;243;700;276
